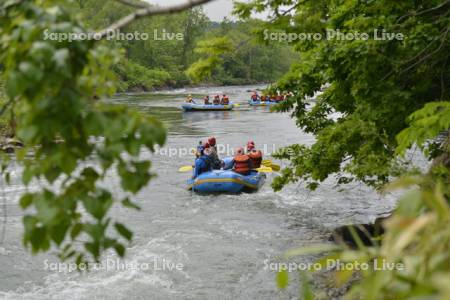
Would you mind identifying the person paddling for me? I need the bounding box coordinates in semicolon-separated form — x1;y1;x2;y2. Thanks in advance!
213;95;220;105
207;137;222;169
246;141;263;168
187;94;194;103
251;91;259;101
193;145;212;179
221;95;229;105
204;95;210;105
232;147;253;175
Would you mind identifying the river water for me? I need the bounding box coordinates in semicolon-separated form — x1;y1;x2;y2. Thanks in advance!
0;85;397;299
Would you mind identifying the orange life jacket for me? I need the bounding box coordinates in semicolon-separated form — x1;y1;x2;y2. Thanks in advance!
222;97;229;105
261;95;266;101
234;155;251;175
248;150;262;168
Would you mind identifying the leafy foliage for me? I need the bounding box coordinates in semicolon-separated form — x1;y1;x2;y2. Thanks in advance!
396;102;450;157
113;58;171;92
277;175;450;299
233;1;450;298
186;36;233;82
0;0;166;263
187;19;297;85
235;0;450;190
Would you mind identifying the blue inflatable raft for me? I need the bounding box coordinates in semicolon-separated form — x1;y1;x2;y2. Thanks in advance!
187;170;266;193
248;99;278;106
182;102;234;111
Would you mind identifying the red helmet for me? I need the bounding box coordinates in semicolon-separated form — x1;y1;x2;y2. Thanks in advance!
208;137;216;146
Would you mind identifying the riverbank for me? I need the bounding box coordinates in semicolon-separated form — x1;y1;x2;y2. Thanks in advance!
120;80;271;93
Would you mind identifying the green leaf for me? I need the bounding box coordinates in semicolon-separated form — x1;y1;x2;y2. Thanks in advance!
70;223;83;239
114;243;125;257
114;222;133;241
276;268;289;289
19;193;34;209
121;198;141;210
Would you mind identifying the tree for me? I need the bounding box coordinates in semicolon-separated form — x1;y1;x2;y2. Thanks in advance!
186;19;296;85
0;0;212;265
233;0;450;191
233;0;450;298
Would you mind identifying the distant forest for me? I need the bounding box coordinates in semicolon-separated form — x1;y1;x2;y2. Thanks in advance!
68;0;296;91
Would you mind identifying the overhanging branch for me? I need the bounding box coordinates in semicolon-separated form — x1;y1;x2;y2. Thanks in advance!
113;0;149;9
96;0;215;39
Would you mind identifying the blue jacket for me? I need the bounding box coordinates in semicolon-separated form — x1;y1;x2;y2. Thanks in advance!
193;155;212;178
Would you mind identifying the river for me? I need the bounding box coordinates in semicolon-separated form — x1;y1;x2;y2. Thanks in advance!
0;85;397;299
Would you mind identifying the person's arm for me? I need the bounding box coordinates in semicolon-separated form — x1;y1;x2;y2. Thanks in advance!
224;159;234;170
192;159;200;179
248;158;254;170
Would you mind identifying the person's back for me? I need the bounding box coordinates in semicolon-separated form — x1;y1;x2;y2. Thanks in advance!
209;147;222;169
193;154;211;179
213;95;220;105
233;147;252;175
248;150;262;168
246;141;262;168
204;96;210;105
222;95;229;105
207;137;222;170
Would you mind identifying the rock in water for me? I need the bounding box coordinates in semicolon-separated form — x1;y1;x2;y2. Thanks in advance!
329;216;389;248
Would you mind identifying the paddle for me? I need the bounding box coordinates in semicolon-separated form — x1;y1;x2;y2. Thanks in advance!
178;165;193;172
261;160;280;171
254;166;273;173
180;165;273;173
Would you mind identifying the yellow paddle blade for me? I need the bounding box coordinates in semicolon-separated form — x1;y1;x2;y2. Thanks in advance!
254;166;273;173
269;164;281;171
178;165;193;172
261;160;280;171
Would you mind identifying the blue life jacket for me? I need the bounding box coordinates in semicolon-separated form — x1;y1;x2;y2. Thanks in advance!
193;155;211;178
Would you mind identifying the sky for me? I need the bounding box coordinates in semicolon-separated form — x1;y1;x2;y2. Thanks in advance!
146;0;239;22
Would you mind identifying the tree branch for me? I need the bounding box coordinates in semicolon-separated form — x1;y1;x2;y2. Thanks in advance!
396;0;450;23
96;0;215;39
0;97;15;118
113;0;149;9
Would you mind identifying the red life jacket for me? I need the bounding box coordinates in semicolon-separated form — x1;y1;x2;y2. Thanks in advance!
261;95;266;101
234;155;251;175
251;94;258;100
222;97;229;105
248;150;262;168
275;95;282;101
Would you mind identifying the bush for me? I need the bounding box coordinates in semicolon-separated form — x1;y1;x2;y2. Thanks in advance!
113;59;171;92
